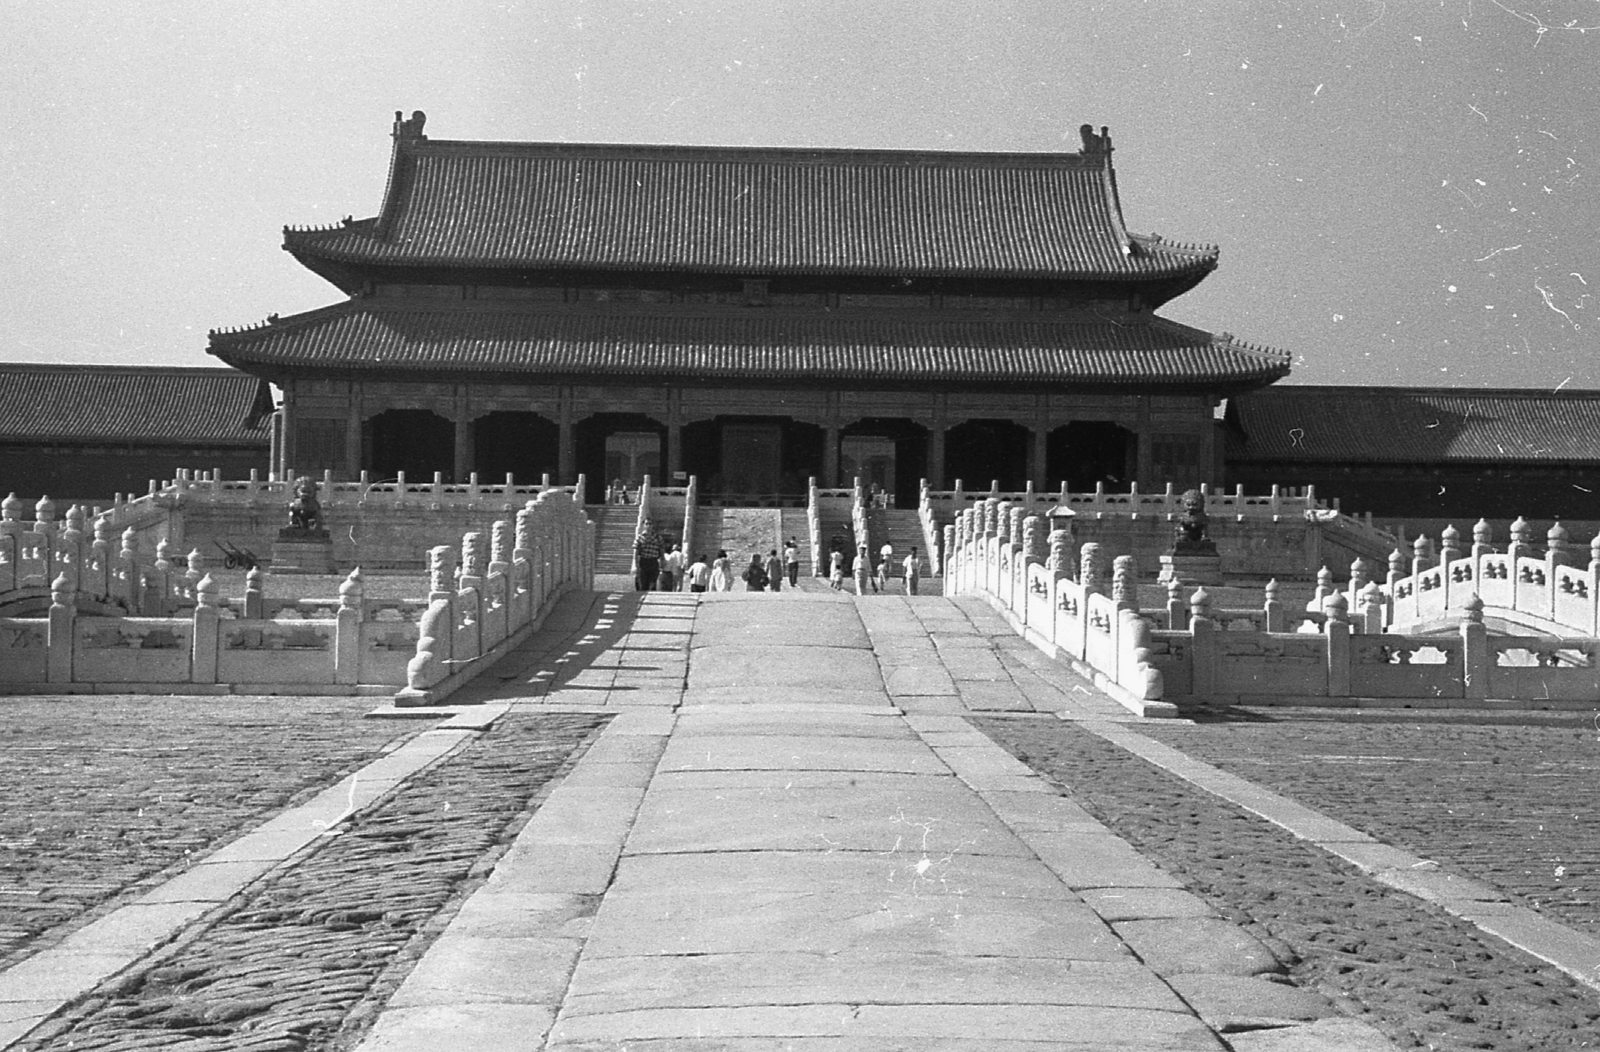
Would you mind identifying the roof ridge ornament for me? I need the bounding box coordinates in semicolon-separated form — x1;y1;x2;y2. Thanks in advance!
394;110;427;141
1079;124;1112;157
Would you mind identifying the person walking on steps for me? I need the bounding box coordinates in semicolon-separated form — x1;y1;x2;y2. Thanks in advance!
902;546;923;596
687;553;711;593
764;549;784;593
710;550;733;592
741;553;770;591
783;538;800;587
876;541;893;594
633;519;662;591
659;543;682;592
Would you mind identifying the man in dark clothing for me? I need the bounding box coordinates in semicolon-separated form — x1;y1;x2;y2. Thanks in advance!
634;521;662;591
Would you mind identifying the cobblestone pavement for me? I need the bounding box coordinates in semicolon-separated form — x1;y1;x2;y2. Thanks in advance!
1136;712;1600;940
0;698;407;970
974;715;1600;1052
19;713;608;1052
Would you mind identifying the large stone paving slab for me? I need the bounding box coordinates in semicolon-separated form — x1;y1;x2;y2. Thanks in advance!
561;952;1181;1013
624;782;1033;855
672;708;912;738
692;600;872;649
688;646;883;692
547;1003;1223;1048
584;874;1128;960
608;850;1084;900
656;735;949;775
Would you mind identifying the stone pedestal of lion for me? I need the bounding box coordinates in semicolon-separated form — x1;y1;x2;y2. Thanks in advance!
271;476;335;575
1158;488;1223;587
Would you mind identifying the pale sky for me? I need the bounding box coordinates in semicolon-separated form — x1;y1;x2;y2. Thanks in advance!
3;0;1597;388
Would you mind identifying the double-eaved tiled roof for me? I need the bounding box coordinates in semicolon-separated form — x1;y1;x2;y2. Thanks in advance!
208;300;1290;390
1229;385;1600;463
0;364;272;445
283;120;1218;287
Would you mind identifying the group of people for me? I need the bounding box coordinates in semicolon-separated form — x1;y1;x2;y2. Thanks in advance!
827;541;924;595
634;523;924;595
633;525;804;593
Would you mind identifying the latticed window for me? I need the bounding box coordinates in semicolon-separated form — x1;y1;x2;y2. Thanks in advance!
294;418;344;475
1150;434;1201;487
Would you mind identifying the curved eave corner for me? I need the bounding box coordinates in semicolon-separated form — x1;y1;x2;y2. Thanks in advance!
1215;331;1293;391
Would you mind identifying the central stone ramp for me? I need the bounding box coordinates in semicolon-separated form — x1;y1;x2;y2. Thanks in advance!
544;594;1221;1050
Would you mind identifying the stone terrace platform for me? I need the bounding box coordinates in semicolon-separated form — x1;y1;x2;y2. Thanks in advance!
4;592;1600;1050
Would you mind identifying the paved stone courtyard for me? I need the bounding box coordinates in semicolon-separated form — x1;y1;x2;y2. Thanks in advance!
0;589;1597;1050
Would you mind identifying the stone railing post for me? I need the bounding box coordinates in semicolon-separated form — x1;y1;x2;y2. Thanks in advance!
183;547;205;607
114;527;140;612
1323;593;1351;698
1506;516;1533;564
1358;582;1384;635
1347;557;1370;611
1385;548;1406;622
192;573;221;684
1461;593;1488;700
1189;586;1215;699
514;506;535;625
490;519;512;578
1263;578;1283;633
1547;521;1571;571
1079;542;1105;597
150;540;176;617
47;572;75;684
460;531;486;592
1112;555;1138;613
942;524;956;592
336;568;363;685
244;566;265;619
1046;527;1073;578
1438;524;1462;568
89;515;114;601
1471;518;1494;561
1167;578;1186;630
1022;514;1048;568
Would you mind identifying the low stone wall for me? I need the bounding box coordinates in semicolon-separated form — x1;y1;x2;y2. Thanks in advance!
921;483;1395;581
0;491;594;696
944;497;1600;713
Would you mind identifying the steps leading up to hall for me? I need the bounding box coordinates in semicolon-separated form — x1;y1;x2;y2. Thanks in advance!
879;508;937;577
778;509;815;577
588;505;641;575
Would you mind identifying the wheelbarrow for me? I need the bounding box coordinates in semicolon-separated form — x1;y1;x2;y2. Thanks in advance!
215;540;261;571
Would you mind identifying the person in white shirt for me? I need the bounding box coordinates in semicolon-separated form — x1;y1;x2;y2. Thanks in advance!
877;542;893;593
783;539;800;587
902;547;923;595
659;544;684;591
687;554;711;593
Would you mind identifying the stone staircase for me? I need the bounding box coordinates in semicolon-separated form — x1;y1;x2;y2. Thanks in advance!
588;505;640;575
778;509;816;577
880;508;936;577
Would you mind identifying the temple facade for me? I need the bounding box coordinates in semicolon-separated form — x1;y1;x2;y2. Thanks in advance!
209;112;1289;505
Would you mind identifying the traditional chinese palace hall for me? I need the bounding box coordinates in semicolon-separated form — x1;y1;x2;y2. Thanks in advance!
208;112;1290;505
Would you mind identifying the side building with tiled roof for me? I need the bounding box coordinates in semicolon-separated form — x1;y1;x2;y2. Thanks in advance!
210;112;1290;504
0;364;272;501
1224;386;1600;522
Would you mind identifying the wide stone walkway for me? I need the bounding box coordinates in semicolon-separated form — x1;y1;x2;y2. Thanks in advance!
356;592;1396;1052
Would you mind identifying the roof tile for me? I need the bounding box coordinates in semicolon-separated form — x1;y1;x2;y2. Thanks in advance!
0;365;271;445
286;139;1216;281
1230;386;1600;462
209;302;1288;388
